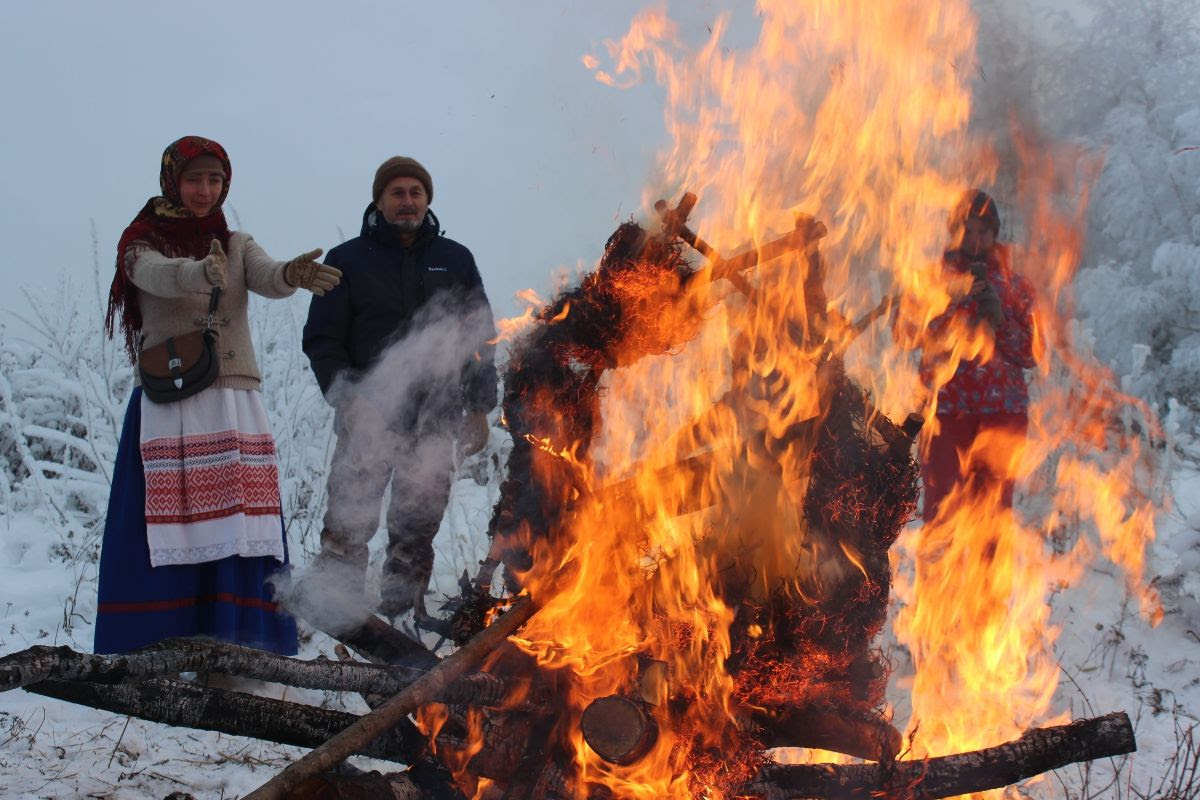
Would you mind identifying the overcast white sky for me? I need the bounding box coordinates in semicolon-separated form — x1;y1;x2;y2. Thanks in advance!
0;0;1096;329
0;1;731;322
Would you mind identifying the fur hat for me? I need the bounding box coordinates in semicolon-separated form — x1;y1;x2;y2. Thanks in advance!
373;156;433;205
950;188;1000;236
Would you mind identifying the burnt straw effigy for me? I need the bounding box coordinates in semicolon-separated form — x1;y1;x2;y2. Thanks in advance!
433;204;923;796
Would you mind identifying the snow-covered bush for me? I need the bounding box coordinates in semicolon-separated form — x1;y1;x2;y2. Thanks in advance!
0;274;338;569
0;279;126;559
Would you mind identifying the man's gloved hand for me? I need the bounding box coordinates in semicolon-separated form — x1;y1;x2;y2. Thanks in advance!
967;261;1005;328
203;239;227;288
284;248;342;295
458;412;490;459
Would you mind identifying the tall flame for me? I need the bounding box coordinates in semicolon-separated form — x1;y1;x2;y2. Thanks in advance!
463;2;1162;797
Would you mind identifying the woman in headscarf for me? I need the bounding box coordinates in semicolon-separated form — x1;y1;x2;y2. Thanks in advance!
95;135;340;654
920;189;1039;523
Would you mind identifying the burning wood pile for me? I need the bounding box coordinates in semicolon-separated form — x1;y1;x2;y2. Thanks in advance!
0;197;1137;799
455;197;921;795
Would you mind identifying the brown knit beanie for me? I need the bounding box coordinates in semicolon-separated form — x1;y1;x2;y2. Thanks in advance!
373;156;433;205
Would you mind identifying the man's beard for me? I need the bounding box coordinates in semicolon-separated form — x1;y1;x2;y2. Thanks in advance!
390;215;423;234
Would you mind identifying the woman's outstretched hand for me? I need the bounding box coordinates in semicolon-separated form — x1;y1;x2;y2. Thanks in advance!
284;249;342;295
203;239;228;288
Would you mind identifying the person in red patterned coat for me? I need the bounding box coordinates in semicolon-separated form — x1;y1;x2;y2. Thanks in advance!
920;189;1038;522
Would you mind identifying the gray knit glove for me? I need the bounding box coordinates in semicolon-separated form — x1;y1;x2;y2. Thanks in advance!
203;239;227;288
284;249;342;295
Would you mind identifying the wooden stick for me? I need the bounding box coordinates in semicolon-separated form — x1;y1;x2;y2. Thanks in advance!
242;595;536;800
740;711;1136;798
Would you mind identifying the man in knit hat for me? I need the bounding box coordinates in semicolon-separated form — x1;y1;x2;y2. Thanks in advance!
303;156;497;622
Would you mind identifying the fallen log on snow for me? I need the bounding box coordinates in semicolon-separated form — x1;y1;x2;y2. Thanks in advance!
24;677;426;764
739;711;1136;799
3;639;1135;798
2;625;542;765
0;638;424;696
242;594;536;800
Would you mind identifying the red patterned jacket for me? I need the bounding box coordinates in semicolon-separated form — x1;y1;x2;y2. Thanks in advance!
924;244;1037;417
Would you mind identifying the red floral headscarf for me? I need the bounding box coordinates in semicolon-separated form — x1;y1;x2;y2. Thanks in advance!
105;136;234;363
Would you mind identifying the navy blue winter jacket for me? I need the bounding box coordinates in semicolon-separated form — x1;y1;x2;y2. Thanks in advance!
302;206;498;414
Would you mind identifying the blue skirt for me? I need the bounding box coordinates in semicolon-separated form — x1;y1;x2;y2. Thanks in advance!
94;389;299;655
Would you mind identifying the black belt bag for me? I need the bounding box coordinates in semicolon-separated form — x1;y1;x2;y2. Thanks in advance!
138;287;222;404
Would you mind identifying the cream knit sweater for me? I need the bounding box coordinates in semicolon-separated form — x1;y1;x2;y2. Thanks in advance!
127;232;297;391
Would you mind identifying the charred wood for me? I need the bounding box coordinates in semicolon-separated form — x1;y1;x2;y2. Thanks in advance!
334;643;387;710
437;671;548;710
289;760;471;800
436;709;534;780
752;705;902;762
324;615;440;671
4;637;542;716
580;694;659;765
740;711;1136;799
499;711;561;800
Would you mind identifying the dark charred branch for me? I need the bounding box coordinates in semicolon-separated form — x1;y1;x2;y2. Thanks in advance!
437;709;534;780
325;615;441;672
288;770;424;800
681;210;828;290
437;671;548;710
752;705;903;763
499;711;562;800
1;639;423;696
5;637;541;726
243;595;537;800
739;712;1136;799
24;678;427;764
334;643;388;710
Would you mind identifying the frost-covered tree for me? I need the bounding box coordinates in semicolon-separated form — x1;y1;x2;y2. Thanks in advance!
1041;0;1200;433
1023;0;1200;618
